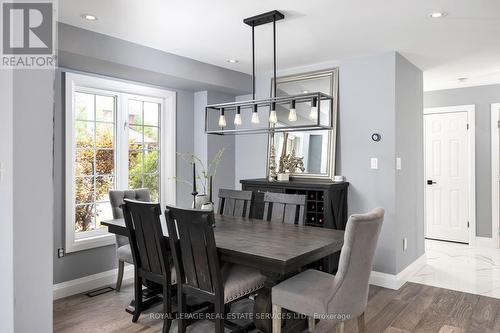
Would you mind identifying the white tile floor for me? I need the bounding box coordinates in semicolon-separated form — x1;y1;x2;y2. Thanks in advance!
408;239;500;299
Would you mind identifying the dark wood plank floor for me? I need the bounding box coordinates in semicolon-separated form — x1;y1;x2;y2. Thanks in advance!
54;280;500;333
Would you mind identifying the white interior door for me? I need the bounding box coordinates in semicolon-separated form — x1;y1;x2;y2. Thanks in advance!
425;112;470;243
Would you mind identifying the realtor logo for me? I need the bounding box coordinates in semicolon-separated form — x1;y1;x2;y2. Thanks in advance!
1;1;56;68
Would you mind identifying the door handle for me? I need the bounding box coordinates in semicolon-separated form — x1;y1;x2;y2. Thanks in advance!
427;180;437;185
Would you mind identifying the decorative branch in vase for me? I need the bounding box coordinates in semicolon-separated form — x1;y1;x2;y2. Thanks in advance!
173;146;227;209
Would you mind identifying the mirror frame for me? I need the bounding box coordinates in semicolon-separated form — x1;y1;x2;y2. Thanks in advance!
267;68;339;180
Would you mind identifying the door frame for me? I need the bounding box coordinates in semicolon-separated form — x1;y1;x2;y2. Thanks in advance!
423;105;476;246
490;103;500;248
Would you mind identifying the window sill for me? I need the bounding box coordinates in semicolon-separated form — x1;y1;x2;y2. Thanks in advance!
65;232;115;253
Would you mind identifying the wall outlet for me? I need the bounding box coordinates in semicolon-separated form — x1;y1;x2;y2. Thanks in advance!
57;248;65;258
403;238;408;252
396;157;402;170
370;158;378;169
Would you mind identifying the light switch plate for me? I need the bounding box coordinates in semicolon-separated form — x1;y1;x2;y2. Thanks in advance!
396;157;402;170
370;158;378;169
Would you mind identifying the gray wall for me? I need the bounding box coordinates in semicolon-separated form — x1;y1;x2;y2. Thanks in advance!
54;24;248;284
235;52;424;275
207;92;237;209
13;69;55;332
193;91;237;208
395;54;425;272
424;84;500;238
0;69;14;333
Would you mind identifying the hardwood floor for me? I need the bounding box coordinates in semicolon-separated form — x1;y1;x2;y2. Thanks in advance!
54;281;500;333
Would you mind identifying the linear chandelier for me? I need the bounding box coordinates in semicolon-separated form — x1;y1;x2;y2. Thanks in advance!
205;10;334;135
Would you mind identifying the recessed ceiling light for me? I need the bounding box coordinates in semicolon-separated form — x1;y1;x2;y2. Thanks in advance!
227;59;239;64
458;77;468;83
429;12;447;18
302;90;309;94
81;14;98;21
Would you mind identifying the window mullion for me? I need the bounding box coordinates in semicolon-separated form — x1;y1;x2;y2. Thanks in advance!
117;93;128;190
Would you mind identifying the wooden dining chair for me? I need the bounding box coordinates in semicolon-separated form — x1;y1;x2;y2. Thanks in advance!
271;208;385;333
263;192;306;225
165;206;266;333
122;199;176;333
218;188;253;218
109;188;151;291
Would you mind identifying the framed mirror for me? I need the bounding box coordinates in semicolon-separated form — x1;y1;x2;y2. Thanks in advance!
267;68;338;180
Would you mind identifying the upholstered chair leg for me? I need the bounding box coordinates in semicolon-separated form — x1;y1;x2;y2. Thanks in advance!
115;260;124;291
272;304;282;333
357;312;365;333
335;321;344;333
308;316;316;332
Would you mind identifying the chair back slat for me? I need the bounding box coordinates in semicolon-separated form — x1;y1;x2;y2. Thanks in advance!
165;206;222;296
218;189;253;218
122;199;170;277
263;192;306;225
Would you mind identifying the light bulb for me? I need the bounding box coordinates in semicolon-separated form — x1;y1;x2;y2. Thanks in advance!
269;102;278;124
218;108;226;128
288;100;297;122
269;111;277;124
251;111;260;124
309;97;318;120
251;105;260;124
234;106;242;126
234;113;242;126
218;114;226;127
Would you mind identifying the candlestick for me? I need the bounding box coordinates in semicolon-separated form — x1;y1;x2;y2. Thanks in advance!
209;176;213;203
192;162;197;193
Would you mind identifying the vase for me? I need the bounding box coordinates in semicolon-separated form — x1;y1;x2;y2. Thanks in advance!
201;202;214;211
277;173;290;181
193;194;210;209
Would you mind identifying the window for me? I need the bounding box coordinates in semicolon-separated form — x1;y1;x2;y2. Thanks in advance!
65;73;176;253
127;99;161;201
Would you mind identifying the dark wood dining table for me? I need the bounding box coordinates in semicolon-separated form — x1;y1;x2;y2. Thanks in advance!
102;214;344;333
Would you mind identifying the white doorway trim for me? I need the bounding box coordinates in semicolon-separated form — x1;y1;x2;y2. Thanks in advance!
490;103;500;248
423;105;476;246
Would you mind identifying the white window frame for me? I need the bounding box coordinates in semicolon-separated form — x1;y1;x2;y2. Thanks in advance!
65;72;176;253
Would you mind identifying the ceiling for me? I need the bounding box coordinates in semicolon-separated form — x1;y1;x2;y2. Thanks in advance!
58;0;500;91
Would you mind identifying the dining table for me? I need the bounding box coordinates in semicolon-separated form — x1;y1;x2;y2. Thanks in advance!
102;214;344;333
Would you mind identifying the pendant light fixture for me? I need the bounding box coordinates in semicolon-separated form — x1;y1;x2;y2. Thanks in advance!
205;10;334;135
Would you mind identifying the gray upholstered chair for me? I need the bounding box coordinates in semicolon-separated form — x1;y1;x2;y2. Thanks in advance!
263;192;306;225
271;208;384;333
109;189;151;291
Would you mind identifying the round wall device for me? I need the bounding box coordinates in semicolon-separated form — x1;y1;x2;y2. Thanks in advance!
371;133;381;142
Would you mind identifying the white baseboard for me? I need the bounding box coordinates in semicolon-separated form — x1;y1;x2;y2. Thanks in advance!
475;236;497;249
53;265;134;300
369;254;427;290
